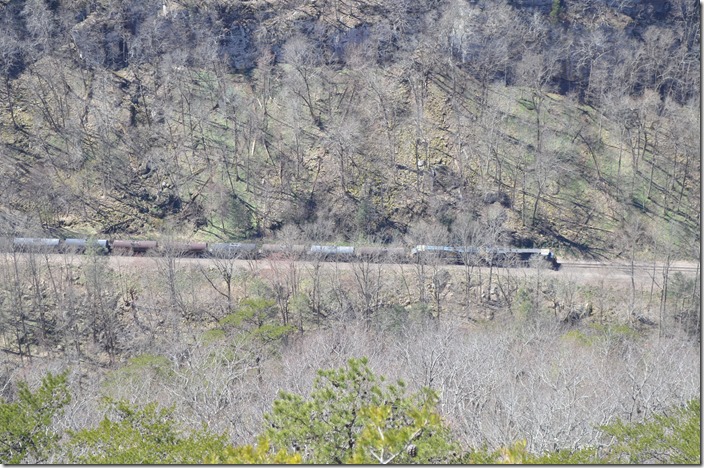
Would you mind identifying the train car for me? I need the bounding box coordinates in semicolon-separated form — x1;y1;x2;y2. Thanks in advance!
452;246;481;263
538;248;559;270
159;242;207;257
62;238;109;254
308;245;354;261
411;244;558;269
356;246;409;263
411;245;463;264
260;243;306;259
483;247;559;269
481;247;525;267
13;238;61;252
208;242;258;259
110;240;158;255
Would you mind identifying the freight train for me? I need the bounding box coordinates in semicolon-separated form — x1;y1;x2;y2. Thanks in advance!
4;237;560;269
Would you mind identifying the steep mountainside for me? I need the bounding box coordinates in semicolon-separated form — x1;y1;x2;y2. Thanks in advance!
0;0;699;259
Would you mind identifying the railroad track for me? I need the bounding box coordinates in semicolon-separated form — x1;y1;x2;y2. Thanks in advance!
558;260;699;274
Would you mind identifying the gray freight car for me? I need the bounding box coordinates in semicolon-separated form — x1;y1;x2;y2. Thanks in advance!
355;246;408;263
13;238;61;252
308;245;354;261
260;243;306;258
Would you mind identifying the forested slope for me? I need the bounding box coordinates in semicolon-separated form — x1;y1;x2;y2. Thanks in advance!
0;2;700;463
0;0;699;259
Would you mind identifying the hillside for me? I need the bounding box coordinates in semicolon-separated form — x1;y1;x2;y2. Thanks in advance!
0;0;699;260
0;2;701;462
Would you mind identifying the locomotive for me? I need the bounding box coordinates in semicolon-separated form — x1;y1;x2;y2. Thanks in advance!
5;237;560;269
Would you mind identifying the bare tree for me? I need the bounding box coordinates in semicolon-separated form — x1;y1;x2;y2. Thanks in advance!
282;34;322;126
616;214;648;322
351;257;384;329
199;252;243;320
266;254;301;329
0;251;32;362
323;112;362;195
0;22;24;130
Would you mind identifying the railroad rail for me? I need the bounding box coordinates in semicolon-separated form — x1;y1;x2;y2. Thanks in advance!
558;261;699;274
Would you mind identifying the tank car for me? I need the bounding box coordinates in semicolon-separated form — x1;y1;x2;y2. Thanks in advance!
159;242;207;257
260;243;306;259
308;245;354;261
208;243;258;259
13;238;61;252
110;240;158;255
355;246;408;263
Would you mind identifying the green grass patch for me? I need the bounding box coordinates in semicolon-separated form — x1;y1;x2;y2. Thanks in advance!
201;328;227;343
517;98;536;111
103;354;175;390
